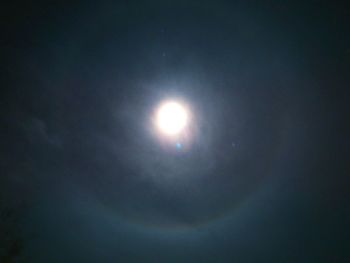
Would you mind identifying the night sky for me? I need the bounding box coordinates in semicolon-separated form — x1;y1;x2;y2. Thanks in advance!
1;1;349;262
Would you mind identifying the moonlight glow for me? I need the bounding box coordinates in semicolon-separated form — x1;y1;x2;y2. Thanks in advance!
156;101;188;136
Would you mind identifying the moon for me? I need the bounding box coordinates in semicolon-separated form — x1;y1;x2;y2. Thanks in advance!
155;101;189;136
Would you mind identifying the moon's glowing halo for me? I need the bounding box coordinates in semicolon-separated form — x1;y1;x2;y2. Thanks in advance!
152;99;193;146
156;101;188;136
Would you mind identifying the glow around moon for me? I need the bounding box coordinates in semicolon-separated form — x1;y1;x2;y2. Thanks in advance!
155;101;189;136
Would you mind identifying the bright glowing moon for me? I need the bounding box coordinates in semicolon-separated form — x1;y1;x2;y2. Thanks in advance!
156;101;188;136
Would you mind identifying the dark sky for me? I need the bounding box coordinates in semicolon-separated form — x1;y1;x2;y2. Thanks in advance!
1;1;349;262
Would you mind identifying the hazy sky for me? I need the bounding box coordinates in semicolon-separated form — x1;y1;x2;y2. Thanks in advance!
1;1;349;262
